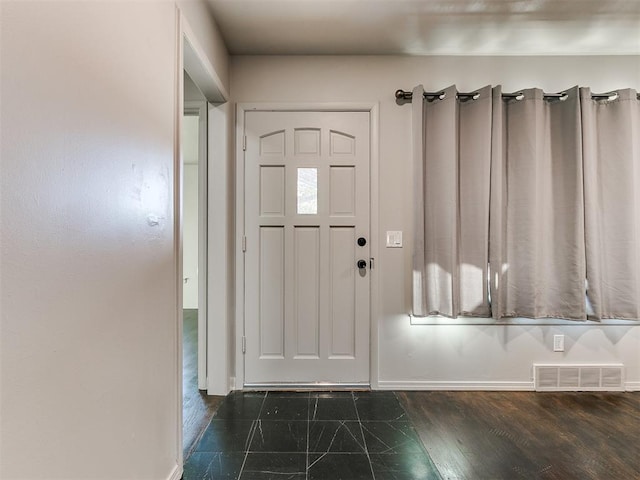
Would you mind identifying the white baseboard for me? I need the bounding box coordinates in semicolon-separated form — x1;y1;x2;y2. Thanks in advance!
625;382;640;392
378;380;640;392
167;464;183;480
377;380;535;391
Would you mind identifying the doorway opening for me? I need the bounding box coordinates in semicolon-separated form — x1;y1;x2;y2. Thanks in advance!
181;72;222;457
177;19;230;470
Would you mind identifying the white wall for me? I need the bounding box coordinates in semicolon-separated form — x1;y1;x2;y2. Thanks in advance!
182;117;200;309
182;164;199;309
231;55;640;390
0;2;229;479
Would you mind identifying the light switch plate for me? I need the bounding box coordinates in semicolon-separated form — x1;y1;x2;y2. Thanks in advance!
386;230;403;248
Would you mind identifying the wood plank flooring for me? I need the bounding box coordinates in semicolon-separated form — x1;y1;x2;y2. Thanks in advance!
183;309;224;458
398;391;640;480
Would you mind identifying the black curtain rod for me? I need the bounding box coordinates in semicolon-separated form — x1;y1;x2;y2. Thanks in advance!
394;89;634;102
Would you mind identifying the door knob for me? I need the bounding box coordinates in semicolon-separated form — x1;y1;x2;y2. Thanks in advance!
357;237;367;247
357;259;367;269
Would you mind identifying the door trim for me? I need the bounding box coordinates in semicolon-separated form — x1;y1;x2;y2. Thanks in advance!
234;103;380;390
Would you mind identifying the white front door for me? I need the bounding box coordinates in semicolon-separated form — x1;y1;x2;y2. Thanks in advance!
243;110;371;386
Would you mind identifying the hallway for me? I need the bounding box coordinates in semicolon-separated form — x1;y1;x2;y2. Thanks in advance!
183;310;224;457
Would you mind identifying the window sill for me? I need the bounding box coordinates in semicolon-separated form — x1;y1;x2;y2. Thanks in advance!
408;314;640;326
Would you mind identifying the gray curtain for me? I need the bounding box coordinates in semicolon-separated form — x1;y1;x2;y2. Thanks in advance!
582;88;640;319
489;86;586;319
411;84;632;320
412;85;492;317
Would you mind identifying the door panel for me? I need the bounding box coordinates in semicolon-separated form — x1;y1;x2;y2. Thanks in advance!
329;227;356;358
259;227;285;358
244;111;370;385
294;226;320;358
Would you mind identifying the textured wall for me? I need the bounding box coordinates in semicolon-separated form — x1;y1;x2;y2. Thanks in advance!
0;1;229;478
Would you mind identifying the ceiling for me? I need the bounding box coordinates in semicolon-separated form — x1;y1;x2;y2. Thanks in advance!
206;0;640;56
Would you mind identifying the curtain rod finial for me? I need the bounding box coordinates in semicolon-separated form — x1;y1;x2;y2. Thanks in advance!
396;89;413;100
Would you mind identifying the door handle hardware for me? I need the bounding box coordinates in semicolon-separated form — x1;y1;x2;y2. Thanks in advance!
357;259;367;269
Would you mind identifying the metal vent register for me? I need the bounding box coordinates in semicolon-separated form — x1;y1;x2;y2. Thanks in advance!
534;364;624;392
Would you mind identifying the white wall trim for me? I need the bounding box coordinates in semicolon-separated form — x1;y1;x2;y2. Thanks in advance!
180;14;229;103
369;103;380;390
378;381;536;391
167;464;183;480
234;102;380;390
234;104;246;390
379;380;640;392
409;314;640;326
238;102;380;113
207;101;232;396
174;5;185;471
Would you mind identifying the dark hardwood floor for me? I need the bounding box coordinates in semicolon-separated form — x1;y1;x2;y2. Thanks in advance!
398;391;640;480
181;318;639;478
183;309;224;459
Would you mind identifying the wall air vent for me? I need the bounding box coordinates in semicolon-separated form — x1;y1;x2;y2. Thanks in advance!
533;364;625;392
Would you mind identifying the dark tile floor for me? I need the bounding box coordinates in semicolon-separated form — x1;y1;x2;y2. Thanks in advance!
183;391;442;480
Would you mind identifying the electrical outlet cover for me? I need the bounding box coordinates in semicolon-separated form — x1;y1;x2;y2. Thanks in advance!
553;334;565;352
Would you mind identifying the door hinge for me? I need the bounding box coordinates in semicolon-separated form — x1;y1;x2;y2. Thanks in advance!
242;336;246;354
243;135;247;151
242;235;247;252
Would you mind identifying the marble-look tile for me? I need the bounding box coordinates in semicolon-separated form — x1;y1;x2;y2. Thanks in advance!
309;396;358;420
240;452;307;479
249;420;308;452
308;421;366;453
182;452;245;479
354;395;408;421
307;453;374;480
309;391;355;399
186;391;443;480
240;474;304;480
240;472;305;480
196;420;256;453
360;421;425;454
214;392;266;420
260;396;309;420
369;453;443;480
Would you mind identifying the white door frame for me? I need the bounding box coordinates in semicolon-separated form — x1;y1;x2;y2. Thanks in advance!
234;103;380;390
